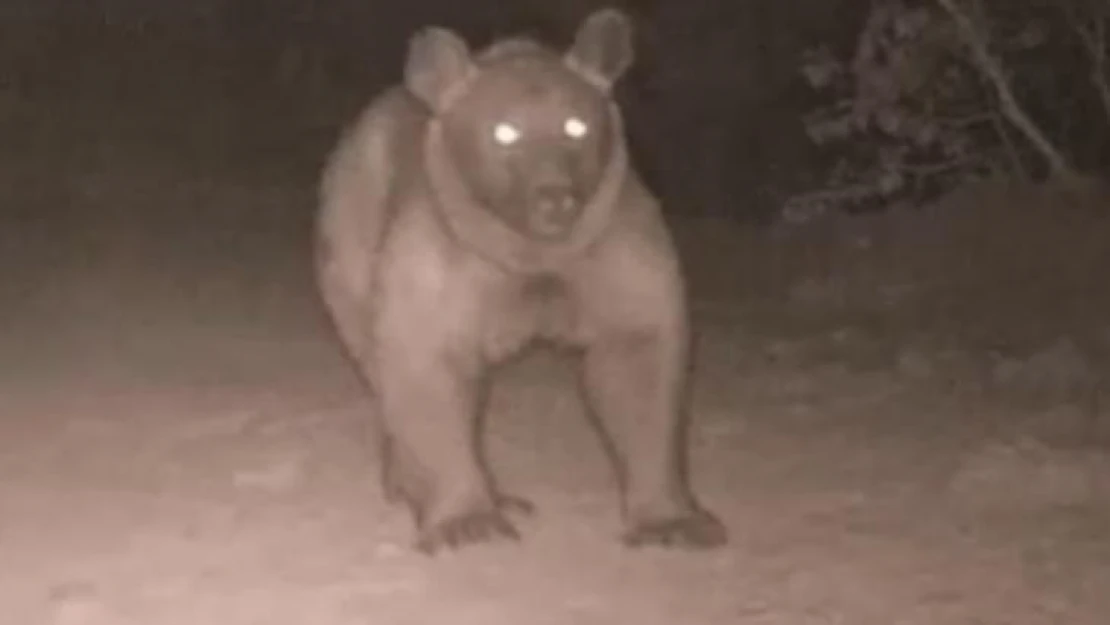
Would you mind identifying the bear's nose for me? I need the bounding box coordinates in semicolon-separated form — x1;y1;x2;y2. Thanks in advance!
533;187;578;217
527;186;582;238
531;186;582;227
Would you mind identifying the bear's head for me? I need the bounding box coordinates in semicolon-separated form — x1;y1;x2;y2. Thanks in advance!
406;9;635;264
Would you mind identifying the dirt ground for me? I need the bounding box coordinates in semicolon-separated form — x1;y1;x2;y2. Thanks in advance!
2;22;1109;625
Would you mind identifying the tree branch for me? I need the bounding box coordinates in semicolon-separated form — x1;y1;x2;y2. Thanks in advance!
934;0;1075;178
1061;0;1110;124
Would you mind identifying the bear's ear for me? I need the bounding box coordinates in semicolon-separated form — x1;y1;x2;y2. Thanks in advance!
565;8;635;92
404;27;475;113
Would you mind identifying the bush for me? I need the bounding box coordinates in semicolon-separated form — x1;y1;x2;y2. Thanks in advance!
787;0;1108;224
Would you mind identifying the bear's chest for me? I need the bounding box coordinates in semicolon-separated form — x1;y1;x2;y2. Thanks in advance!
481;273;581;362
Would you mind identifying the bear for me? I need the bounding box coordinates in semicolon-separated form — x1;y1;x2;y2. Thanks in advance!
314;8;726;554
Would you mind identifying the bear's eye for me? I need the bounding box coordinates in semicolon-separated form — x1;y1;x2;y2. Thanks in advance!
493;122;522;146
563;116;589;140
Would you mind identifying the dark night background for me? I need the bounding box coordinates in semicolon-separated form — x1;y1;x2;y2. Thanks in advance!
0;0;862;223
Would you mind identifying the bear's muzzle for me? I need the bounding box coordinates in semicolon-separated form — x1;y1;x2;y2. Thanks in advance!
527;184;583;239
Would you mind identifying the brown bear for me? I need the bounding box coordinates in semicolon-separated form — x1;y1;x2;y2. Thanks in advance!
314;8;726;554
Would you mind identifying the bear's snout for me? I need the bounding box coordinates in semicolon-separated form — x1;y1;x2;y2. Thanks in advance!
526;183;582;239
516;152;587;240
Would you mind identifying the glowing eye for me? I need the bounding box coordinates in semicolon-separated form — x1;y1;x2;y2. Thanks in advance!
493;122;521;146
564;117;589;139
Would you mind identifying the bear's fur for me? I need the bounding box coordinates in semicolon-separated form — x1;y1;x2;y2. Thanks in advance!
314;8;726;554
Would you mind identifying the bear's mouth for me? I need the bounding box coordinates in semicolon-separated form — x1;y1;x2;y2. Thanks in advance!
525;192;584;241
527;212;576;240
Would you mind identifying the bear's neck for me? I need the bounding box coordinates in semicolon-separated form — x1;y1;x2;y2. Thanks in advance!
424;105;628;274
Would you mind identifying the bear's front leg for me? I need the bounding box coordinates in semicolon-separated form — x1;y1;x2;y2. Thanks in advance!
581;327;726;550
372;335;532;554
578;221;727;550
370;276;535;555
